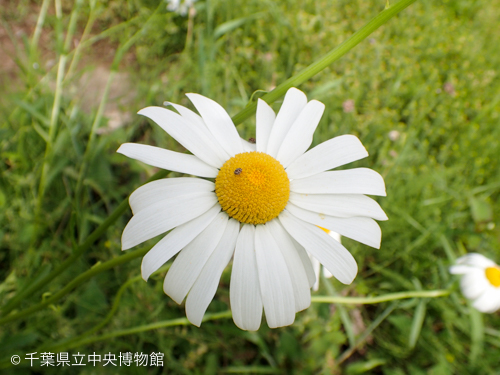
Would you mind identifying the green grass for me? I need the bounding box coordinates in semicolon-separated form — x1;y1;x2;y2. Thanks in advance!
1;0;500;373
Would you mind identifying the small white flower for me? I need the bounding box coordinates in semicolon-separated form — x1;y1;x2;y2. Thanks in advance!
388;130;400;141
118;88;387;330
449;253;500;313
166;0;196;16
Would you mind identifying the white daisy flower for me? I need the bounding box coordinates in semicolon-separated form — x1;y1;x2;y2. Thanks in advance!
449;253;500;313
118;88;387;330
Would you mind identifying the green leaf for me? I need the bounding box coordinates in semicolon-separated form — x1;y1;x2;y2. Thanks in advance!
468;195;493;223
248;90;269;105
76;279;108;317
13;100;50;127
213;13;264;39
0;332;39;352
408;298;427;349
469;306;484;365
346;359;387;374
0;188;5;208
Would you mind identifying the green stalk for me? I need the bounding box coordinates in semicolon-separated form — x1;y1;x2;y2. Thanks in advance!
1;170;168;315
0;246;149;326
16;289;447;349
35;54;67;218
1;197;129;314
34;0;83;226
74;5;162;197
41;311;233;350
336;302;398;365
231;0;417;125
30;0;51;52
63;0;84;52
74;69;115;197
65;1;98;79
311;289;450;304
40;264;168;353
7;15;144;129
320;272;356;347
45;275;144;353
76;16;143;52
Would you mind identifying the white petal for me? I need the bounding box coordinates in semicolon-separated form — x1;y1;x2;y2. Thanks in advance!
117;143;218;178
309;256;321;291
276;100;325;167
329;231;342;243
286;135;369;180
292;238;317;289
163;212;228;304
241;138;256;152
449;265;475;275
129;178;214;214
185;218;240;326
121;193;218;250
312;232;337;282
289;192;388;221
165;102;230;163
266;88;308;157
472;287;500;313
138;106;224;168
285;203;382;248
266;219;311;312
165;101;207;127
230;225;263;331
140;205;221;280
455;253;497;268
256;99;276;153
489;296;500;313
255;225;296;328
290;168;386;196
186;93;243;157
322;261;334;278
459;269;489;300
279;210;358;285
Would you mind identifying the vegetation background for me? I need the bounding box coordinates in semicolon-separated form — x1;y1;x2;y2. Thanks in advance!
1;0;499;373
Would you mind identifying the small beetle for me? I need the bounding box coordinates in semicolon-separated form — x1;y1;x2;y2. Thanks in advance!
234;168;242;175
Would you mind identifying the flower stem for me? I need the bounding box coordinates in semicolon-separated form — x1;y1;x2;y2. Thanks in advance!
40;311;233;351
231;0;417;125
311;289;450;305
65;2;98;79
43;275;144;353
34;0;83;234
29;290;447;351
35;53;67;218
0;246;149;325
74;4;163;199
43;263;173;353
336;302;398;365
30;0;51;53
1;170;168;316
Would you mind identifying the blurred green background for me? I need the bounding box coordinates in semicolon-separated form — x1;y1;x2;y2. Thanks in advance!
1;0;499;373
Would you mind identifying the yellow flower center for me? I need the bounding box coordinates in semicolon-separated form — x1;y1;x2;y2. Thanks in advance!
215;152;290;225
485;267;500;287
